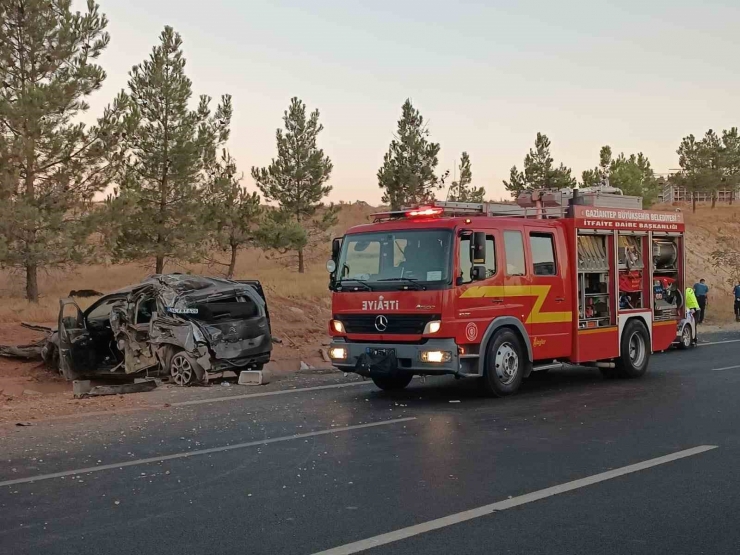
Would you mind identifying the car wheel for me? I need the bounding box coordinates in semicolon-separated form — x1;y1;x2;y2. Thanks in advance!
677;325;693;350
169;351;203;386
372;374;413;391
616;320;651;378
481;329;525;397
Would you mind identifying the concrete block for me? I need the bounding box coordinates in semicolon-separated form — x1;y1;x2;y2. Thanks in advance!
237;370;268;386
73;380;92;397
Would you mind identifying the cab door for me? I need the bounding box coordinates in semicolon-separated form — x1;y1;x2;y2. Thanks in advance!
525;227;572;360
502;228;534;339
455;229;504;347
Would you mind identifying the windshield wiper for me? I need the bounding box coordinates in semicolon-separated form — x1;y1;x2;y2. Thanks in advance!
338;279;373;291
377;277;427;290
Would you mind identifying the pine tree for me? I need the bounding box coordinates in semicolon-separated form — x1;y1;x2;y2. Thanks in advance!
203;150;262;279
503;133;576;198
582;146;660;206
378;99;448;210
0;0;123;302
448;152;485;202
251;97;334;274
108;27;231;273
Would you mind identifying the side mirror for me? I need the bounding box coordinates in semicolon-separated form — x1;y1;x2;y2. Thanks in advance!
471;265;487;281
472;232;486;264
331;238;342;260
326;260;336;273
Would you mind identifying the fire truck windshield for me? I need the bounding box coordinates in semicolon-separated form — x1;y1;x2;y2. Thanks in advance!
337;229;452;288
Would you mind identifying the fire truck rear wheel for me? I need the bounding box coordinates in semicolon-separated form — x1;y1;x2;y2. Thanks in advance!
616;320;650;378
677;325;693;350
481;329;525;397
372;373;413;391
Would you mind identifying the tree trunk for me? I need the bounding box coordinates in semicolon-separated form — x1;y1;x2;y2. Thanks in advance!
155;256;164;274
730;190;734;205
692;192;696;213
298;248;305;274
26;263;39;303
711;191;717;209
228;244;238;279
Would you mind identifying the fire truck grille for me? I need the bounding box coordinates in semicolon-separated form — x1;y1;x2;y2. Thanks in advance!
335;314;440;335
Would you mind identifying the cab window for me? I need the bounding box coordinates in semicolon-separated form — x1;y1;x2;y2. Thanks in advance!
504;231;526;276
530;233;557;276
459;234;496;284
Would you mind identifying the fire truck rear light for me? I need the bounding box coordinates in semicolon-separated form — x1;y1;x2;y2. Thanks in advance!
329;347;347;360
405;206;443;218
423;320;441;334
331;320;345;333
419;350;451;363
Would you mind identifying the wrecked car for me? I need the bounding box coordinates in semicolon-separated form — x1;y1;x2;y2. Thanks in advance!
42;274;272;385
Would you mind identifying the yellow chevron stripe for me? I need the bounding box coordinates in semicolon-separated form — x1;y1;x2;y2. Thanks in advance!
460;285;572;324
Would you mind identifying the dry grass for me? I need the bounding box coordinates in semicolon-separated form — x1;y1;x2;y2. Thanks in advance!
0;202;378;325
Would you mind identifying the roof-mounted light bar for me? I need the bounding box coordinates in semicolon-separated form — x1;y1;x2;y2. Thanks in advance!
405;206;443;218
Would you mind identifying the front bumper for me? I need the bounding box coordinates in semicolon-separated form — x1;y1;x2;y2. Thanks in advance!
329;338;460;376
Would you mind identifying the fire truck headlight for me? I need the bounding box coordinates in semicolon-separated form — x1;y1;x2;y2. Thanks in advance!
423;320;441;334
419;350;452;363
329;347;348;360
331;320;345;334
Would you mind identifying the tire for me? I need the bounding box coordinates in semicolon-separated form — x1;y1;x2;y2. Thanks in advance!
169;351;204;386
372;373;413;391
615;320;650;378
677;324;693;350
481;329;525;397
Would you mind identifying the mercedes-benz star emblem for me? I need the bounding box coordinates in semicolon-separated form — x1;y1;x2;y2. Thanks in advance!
375;315;388;332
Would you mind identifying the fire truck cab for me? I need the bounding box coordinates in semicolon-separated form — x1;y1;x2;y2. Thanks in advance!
326;186;688;396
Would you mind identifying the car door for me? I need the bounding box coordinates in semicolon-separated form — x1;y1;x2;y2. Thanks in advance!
110;288;158;374
525;227;572;360
57;298;94;380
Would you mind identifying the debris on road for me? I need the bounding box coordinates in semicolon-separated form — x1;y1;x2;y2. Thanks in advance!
74;380;158;399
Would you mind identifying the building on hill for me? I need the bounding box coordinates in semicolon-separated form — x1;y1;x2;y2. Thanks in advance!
660;179;740;204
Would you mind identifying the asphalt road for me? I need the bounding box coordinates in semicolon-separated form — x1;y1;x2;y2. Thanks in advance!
2;334;740;555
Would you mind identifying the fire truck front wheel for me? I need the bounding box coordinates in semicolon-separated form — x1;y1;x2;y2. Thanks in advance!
481;329;525;397
372;373;414;391
615;320;651;378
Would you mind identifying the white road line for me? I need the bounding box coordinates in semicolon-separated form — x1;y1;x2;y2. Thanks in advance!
698;339;740;347
312;445;718;555
0;417;415;488
712;365;740;371
171;380;372;407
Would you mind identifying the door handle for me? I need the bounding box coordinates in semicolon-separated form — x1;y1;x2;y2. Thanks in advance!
491;298;504;304
555;297;565;302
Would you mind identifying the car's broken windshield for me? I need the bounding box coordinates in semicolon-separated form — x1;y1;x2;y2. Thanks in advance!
337;229;452;285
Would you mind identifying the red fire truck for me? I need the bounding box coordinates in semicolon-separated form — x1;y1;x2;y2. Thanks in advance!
326;187;690;396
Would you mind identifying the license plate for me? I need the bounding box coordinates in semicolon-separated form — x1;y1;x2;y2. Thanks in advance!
367;347;395;357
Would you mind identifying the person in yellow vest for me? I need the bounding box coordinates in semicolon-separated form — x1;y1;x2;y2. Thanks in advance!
685;287;700;345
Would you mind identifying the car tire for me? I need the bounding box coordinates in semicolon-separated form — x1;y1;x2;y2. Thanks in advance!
481;329;525;397
372;374;413;391
169;351;204;386
677;325;693;350
615;320;651;378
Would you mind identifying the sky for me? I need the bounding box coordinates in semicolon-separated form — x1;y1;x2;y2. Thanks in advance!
78;0;740;203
